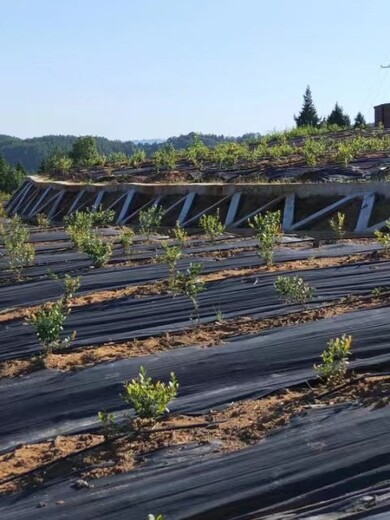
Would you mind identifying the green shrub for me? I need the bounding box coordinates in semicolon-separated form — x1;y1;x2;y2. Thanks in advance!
139;205;164;236
26;300;72;356
122;366;179;419
314;334;352;386
153;144;177;173
80;234;112;267
1;215;35;279
160;241;183;283
130;149;147;168
329;211;346;239
0;192;11;218
186;134;209;169
148;515;164;520
90;206;115;227
171;262;205;322
374;219;390;255
36;213;51;228
248;210;282;267
119;226;135;255
199;209;225;241
63;274;81;302
274;275;314;304
173;220;188;246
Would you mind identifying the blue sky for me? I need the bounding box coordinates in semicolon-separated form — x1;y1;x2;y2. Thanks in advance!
1;0;390;140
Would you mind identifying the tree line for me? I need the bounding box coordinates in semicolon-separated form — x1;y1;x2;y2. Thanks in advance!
294;85;366;129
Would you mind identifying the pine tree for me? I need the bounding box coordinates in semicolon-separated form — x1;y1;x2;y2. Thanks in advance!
294;86;320;127
354;112;366;129
326;103;351;127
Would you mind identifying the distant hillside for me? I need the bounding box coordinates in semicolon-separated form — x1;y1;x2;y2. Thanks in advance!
0;132;258;172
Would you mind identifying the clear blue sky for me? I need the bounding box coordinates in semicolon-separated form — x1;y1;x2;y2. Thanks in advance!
2;0;390;140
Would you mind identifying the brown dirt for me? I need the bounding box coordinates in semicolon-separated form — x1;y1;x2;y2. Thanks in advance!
1;294;388;378
0;252;374;325
1;375;388;495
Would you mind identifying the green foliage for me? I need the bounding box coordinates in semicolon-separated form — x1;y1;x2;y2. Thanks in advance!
26;273;80;356
248;210;282;267
0;215;35;279
0;192;11;218
274;275;314;304
301;138;327;166
90;206;115;226
354;112;366;129
171;262;205;320
329;212;346;239
199;209;225;241
130;149;146;167
106;152;129;165
36;213;51;228
119;226;135;255
172;220;188;246
314;334;352;386
294;86;320;127
42;149;73;174
186;134;209;169
147;515;164;520
122;366;179;419
70;136;100;167
374;219;390;254
80;233;112;267
161;241;183;282
326;103;351;128
0;156;26;193
372;286;390;297
27;300;71;355
153;144;177;173
139;205;164;236
63;274;81;302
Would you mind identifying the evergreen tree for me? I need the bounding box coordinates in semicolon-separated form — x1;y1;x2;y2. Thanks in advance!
294;86;320;127
326;103;351;127
70;136;99;166
0;155;26;193
354;112;366;129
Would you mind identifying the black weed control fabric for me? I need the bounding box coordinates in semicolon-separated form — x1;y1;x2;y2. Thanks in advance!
1;260;390;361
0;305;389;452
0;240;379;289
0;404;389;519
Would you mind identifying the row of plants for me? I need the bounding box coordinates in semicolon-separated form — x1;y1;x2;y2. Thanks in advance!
40;125;390;177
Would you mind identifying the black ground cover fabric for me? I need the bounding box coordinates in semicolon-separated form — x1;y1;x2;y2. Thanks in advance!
1;259;389;361
0;404;389;519
0;305;389;452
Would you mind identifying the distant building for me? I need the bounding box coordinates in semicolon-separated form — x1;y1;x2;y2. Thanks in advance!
374;103;390;127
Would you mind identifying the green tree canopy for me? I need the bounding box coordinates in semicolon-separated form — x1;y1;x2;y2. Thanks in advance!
294;86;320;127
326;103;351;127
354;112;366;129
69;136;100;166
0;156;26;193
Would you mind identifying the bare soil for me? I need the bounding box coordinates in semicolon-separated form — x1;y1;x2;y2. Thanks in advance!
1;375;388;495
1;293;388;378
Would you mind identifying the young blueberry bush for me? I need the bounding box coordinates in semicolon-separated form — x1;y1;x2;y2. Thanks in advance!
374;219;390;256
172;220;188;246
199;209;225;241
248;210;282;267
36;213;51;228
314;334;352;386
329;211;346;239
160;241;183;284
274;275;314;304
80;233;112;267
171;262;205;322
26;274;80;357
122;366;179;419
119;226;135;255
139;205;164;236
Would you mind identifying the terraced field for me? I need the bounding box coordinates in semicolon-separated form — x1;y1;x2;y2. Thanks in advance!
0;220;390;519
